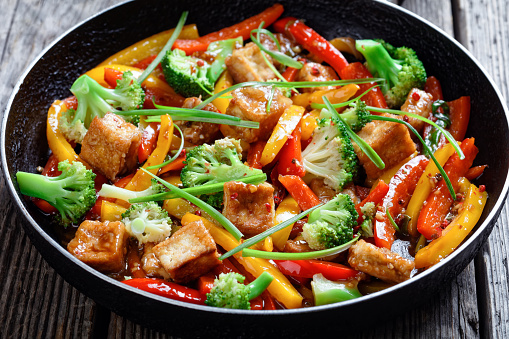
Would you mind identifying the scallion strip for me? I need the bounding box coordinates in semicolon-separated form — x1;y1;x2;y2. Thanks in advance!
137;11;188;84
310;85;380;110
251;27;303;69
129;173;267;203
386;207;400;233
367;105;464;160
369;114;456;200
219;203;323;261
241;235;360;260
140;168;244;240
146;124;184;170
143;115;259;128
322;96;385;170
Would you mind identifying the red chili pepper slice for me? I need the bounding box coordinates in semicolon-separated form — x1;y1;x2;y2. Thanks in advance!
277;125;305;177
138;122;160;164
274;259;360;281
122;278;205;305
448;96;470;141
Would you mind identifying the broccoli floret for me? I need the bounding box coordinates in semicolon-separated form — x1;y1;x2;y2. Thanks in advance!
60;71;144;143
161;49;214;98
180;137;263;188
302;193;359;250
198;192;224;209
339;100;371;132
205;272;274;309
359;202;376;238
121;201;173;244
16;160;97;227
301;115;359;191
98;178;166;203
356;39;426;108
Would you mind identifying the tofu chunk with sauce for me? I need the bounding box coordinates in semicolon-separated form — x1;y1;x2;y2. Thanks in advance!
141;243;170;280
222;181;275;237
400;88;434;132
296;62;339;93
348;239;415;283
67;220;128;273
175;97;221;145
353;113;416;180
152;220;220;283
224;86;293;143
80;113;141;181
225;42;275;83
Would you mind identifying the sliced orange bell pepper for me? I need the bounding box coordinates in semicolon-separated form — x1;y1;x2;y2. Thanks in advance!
278;174;321;211
213;70;234;114
300;109;321;141
260;105;305;166
414;183;487;268
123;115;173;192
100;200;127;222
291;84;359;108
272;195;301;251
181;213;303;309
98;24;199;66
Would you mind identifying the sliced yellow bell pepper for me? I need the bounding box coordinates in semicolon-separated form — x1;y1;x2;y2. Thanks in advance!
100;200;127;222
98;24;199;66
291;84;359;107
371;152;417;189
46;100;90;168
213;70;234;114
406;143;456;237
163;197;220;226
414;183;487;268
252;236;274;252
272;196;301;251
300;109;321;141
181;213;303;309
123;115;173;192
260;105;305;166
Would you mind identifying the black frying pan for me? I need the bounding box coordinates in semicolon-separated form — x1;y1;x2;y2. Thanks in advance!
2;0;509;337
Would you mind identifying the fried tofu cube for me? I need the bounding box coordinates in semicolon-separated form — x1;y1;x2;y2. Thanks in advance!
348;239;415;283
67;220;128;273
141;243;170;280
401;88;434;132
80;113;141;180
175;97;221;145
222;181;275;237
353;113;416;180
296;62;339;93
224;86;293;143
153;220;220;283
225;42;275;83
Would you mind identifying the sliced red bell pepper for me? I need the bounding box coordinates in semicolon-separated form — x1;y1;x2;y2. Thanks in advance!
33;153;60;214
159;153;187;175
173;4;284;54
270;166;287;206
104;68;124;88
278;125;305;177
274;259;360;281
138;122;160;164
355;180;390;225
122;278;205;304
417;138;478;239
143;85;185;109
424;76;444;102
197;274;216;295
282;66;299;82
448;96;470;141
338;62;388;109
278;174;321;211
375;155;429;249
273;17;349;74
132;55;157;70
465;164;487;180
246;141;266;169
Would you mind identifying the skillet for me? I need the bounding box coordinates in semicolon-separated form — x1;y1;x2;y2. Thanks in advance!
2;0;509;336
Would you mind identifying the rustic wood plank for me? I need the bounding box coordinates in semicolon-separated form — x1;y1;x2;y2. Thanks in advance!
453;0;509;338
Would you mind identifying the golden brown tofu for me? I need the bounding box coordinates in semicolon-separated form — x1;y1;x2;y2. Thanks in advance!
224;86;292;143
80;113;141;180
141;243;170;280
296;62;339;93
348;239;415;283
225;42;275;83
401;88;434;132
309;178;336;203
67;220;128;273
353;113;416;180
175;97;221;145
259;33;300;68
222;181;275;237
153;220;220;283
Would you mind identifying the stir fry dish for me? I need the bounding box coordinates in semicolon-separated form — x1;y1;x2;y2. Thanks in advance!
16;4;489;310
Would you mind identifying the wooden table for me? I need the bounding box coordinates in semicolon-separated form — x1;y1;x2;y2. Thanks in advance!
1;0;508;337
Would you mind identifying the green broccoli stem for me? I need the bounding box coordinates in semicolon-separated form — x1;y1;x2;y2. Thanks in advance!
247;272;274;300
16;172;68;204
137;11;188;84
312;274;362;306
241;236;360;260
129;173;267;203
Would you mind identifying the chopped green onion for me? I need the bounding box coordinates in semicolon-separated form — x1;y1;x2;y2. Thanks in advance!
322;96;385;170
140;168;244;240
366;105;464;160
241;235;360;260
385;208;400;233
146;124;185;170
251;26;303;69
369;114;456;200
129;173;267;203
310;85;381;110
219;203;323;261
138;11;188;84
